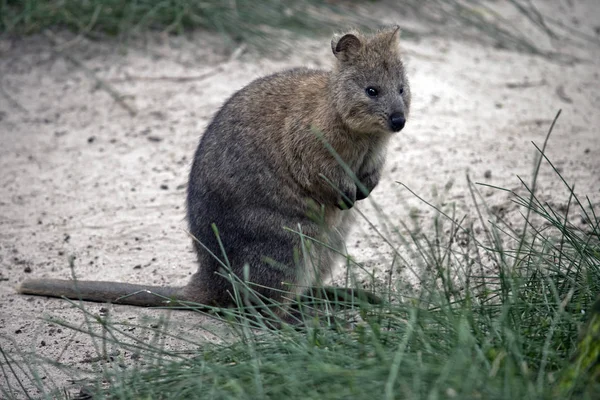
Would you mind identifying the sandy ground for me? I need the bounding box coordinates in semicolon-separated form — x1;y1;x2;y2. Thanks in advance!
1;1;599;398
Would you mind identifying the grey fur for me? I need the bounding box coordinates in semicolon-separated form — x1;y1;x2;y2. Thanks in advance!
18;27;411;318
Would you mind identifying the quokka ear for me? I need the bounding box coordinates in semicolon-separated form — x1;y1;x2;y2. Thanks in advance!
331;33;362;61
386;25;401;47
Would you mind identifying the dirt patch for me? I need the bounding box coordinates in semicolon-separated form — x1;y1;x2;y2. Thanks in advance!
1;2;599;397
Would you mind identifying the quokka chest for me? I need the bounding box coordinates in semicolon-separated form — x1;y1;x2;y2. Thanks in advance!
336;136;385;174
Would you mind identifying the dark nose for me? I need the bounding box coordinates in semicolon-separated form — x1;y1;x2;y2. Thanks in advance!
389;113;406;132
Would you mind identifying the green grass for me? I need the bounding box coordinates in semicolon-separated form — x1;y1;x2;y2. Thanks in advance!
2;112;599;399
1;2;596;397
1;0;580;61
0;0;369;46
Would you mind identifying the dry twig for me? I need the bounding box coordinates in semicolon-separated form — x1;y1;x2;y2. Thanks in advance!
0;79;27;113
43;30;137;117
109;44;246;84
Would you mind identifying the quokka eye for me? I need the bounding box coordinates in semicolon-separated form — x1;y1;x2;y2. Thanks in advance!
365;87;378;97
399;86;404;95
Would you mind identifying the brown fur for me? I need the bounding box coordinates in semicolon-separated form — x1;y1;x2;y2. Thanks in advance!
18;27;411;320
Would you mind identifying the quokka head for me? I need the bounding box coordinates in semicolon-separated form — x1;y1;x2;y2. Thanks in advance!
330;26;411;135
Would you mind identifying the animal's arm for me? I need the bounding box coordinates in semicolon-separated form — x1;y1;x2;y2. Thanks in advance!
283;135;357;210
355;142;388;201
316;162;357;210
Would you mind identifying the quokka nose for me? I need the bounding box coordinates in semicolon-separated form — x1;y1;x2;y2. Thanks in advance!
389;113;406;132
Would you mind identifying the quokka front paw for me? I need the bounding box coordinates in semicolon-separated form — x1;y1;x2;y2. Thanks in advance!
336;186;356;210
355;169;381;202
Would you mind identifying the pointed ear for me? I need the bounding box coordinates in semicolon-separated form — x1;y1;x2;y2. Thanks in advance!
386;25;401;47
331;33;362;61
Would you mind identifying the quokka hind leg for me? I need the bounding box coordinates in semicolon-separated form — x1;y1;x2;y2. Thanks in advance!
180;253;306;324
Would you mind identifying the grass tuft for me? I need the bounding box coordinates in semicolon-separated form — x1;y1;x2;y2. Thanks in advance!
0;0;370;48
2;112;598;399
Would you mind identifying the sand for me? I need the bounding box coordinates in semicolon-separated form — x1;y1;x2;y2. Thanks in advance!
1;1;599;397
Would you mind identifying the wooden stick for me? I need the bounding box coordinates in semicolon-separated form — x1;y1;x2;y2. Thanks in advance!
0;79;27;113
43;30;137;117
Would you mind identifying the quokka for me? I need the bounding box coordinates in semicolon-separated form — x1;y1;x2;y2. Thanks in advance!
19;26;411;321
